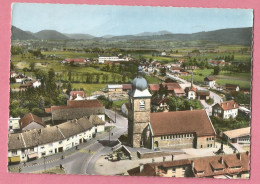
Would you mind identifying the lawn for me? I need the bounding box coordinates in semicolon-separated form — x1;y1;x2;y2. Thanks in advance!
144;75;162;84
142;55;174;63
42;51;98;59
10;83;20;89
71;83;107;96
112;99;129;109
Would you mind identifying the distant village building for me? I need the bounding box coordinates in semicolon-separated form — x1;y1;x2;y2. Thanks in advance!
8;116;105;164
32;80;41;88
107;84;123;93
128;152;250;179
122;84;132;92
209;59;225;66
98;56;128;63
128;67;216;149
61;58;87;65
223;127;250;145
185;86;197;100
149;83;183;96
196;90;210;100
9;117;21;133
69;91;86;100
225;84;240;92
212;100;239;119
19;113;46;131
161;51;167;56
46;100;105;124
204;76;216;88
151;97;169;112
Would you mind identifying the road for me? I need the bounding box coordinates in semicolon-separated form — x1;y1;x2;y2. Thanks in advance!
166;73;223;115
12;109;128;175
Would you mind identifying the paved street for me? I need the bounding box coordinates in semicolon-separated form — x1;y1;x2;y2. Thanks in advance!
9;109;128;175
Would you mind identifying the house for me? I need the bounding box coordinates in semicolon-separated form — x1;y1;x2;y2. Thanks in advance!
149;83;182;96
226;84;240;92
46;100;105;124
69;91;86;100
151;97;169;112
196;90;210;100
209;59;225;66
19;113;46;131
61;58;87;65
147;66;154;73
98;56;128;63
122;84;132;92
89;115;105;133
161;51;167;56
185;86;197;100
204;76;216;88
9;117;21;133
32;80;41;88
170;66;182;74
223;127;250;144
173;88;186;97
212;100;239;119
107;84;123;93
15;76;24;83
128;152;250;179
8;116;105;164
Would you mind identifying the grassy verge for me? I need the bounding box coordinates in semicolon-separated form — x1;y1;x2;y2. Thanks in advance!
112;99;128;109
34;166;66;174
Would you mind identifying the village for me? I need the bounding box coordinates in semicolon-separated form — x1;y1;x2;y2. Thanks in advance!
8;45;251;179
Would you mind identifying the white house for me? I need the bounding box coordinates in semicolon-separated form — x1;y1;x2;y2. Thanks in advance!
8;116;105;164
204;76;216;88
8;117;21;133
223;127;250;145
185;86;197;100
69;91;86;100
107;84;123;93
98;56;128;63
32;80;41;88
212;100;239;119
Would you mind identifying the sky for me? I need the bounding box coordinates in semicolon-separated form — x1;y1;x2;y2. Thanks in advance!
11;3;253;37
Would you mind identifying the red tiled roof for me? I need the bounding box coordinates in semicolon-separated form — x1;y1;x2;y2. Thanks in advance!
122;84;132;90
204;76;216;81
150;110;216;137
50;100;104;112
70;91;86;99
65;58;86;63
193;153;250;178
19;113;45;129
215;100;238;111
149;83;181;92
173;88;185;94
196;90;210;96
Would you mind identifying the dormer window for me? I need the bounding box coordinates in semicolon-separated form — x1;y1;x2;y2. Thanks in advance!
139;100;145;110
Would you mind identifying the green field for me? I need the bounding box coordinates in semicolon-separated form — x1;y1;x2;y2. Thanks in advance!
71;83;107;96
42;51;98;59
180;69;251;88
112;99;129;109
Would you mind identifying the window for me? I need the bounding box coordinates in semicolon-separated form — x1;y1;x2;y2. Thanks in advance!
41;146;44;149
12;150;17;155
172;168;176;173
139;100;145;110
59;141;63;144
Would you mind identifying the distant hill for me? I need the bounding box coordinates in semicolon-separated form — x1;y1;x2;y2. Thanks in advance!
135;30;172;36
64;33;95;40
104;27;253;45
11;26;253;45
34;30;70;40
11;26;37;40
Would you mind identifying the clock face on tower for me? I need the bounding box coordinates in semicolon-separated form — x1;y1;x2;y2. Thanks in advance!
139;100;145;110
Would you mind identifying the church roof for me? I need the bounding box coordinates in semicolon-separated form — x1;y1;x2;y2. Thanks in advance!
150;110;216;137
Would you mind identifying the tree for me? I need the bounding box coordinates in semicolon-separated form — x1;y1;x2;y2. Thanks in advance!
29;62;35;71
213;66;220;75
57;94;67;105
160;67;166;76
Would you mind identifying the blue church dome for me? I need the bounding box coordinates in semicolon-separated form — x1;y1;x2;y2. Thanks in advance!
131;77;148;91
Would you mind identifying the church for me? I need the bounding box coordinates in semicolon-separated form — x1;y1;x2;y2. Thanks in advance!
128;67;216;149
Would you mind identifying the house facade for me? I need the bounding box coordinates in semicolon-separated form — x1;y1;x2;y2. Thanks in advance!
19;113;46;131
8;117;21;133
8;116;105;164
212;100;239;119
204;76;216;88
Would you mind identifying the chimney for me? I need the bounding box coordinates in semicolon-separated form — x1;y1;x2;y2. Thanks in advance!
139;164;144;172
233;104;236;108
191;161;195;170
237;153;241;160
220;157;224;164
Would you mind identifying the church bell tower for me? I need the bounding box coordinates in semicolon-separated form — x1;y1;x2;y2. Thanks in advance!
128;67;152;148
